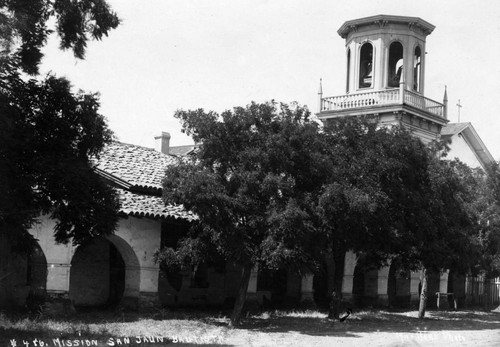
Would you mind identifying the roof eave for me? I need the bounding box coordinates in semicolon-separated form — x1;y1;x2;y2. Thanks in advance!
461;125;495;170
94;168;133;190
338;14;435;39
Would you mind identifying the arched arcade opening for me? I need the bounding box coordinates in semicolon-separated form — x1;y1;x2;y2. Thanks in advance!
69;235;140;309
26;243;48;307
257;267;288;308
387;257;411;307
0;239;47;309
352;255;379;307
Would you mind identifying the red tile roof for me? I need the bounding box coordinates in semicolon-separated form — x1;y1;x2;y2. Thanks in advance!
94;142;196;221
117;189;197;221
95;142;178;190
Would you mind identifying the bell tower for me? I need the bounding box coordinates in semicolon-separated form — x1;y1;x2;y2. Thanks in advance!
318;15;448;143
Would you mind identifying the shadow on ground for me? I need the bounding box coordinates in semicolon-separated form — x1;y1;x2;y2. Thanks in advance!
1;307;499;343
234;309;500;337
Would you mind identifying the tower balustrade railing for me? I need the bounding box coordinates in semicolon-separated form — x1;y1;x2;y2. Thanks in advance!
321;89;444;118
403;89;444;117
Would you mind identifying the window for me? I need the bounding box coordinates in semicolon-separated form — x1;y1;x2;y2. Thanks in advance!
388;41;403;88
359;43;373;88
413;46;422;92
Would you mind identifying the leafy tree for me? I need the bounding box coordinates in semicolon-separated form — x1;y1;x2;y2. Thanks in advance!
445;160;500;310
1;0;120;75
158;102;330;325
317;119;436;317
413;156;478;317
318;120;485;319
0;64;120;250
410;155;500;317
159;105;492;321
0;0;120;250
159;112;479;322
479;162;500;276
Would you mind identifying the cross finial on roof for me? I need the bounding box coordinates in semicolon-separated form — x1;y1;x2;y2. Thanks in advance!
457;99;462;122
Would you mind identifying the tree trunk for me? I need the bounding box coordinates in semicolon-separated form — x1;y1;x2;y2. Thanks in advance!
230;262;253;326
418;268;428;319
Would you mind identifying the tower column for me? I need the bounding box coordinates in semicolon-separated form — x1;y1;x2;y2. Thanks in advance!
317;79;323;113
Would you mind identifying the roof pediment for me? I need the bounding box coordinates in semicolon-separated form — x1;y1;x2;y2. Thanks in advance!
441;122;494;170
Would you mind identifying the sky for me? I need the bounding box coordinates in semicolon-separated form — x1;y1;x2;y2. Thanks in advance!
40;0;500;159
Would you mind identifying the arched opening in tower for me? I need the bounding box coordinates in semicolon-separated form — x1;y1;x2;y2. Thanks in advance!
388;41;404;88
69;238;125;309
359;43;373;88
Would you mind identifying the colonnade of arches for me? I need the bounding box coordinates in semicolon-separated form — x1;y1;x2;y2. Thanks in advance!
12;232;144;310
337;251;466;309
10;235;467;311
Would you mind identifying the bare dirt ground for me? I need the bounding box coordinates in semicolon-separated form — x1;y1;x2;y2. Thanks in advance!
1;308;499;347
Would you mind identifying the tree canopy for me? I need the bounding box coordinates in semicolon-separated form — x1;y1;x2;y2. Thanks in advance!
449;160;500;277
318;119;434;266
0;0;120;250
159;104;500;321
1;0;120;74
159;102;330;324
0;64;119;249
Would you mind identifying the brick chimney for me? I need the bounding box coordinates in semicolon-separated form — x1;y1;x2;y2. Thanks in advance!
154;132;171;154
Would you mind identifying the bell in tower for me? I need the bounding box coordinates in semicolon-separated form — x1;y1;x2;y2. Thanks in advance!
318;15;448;143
